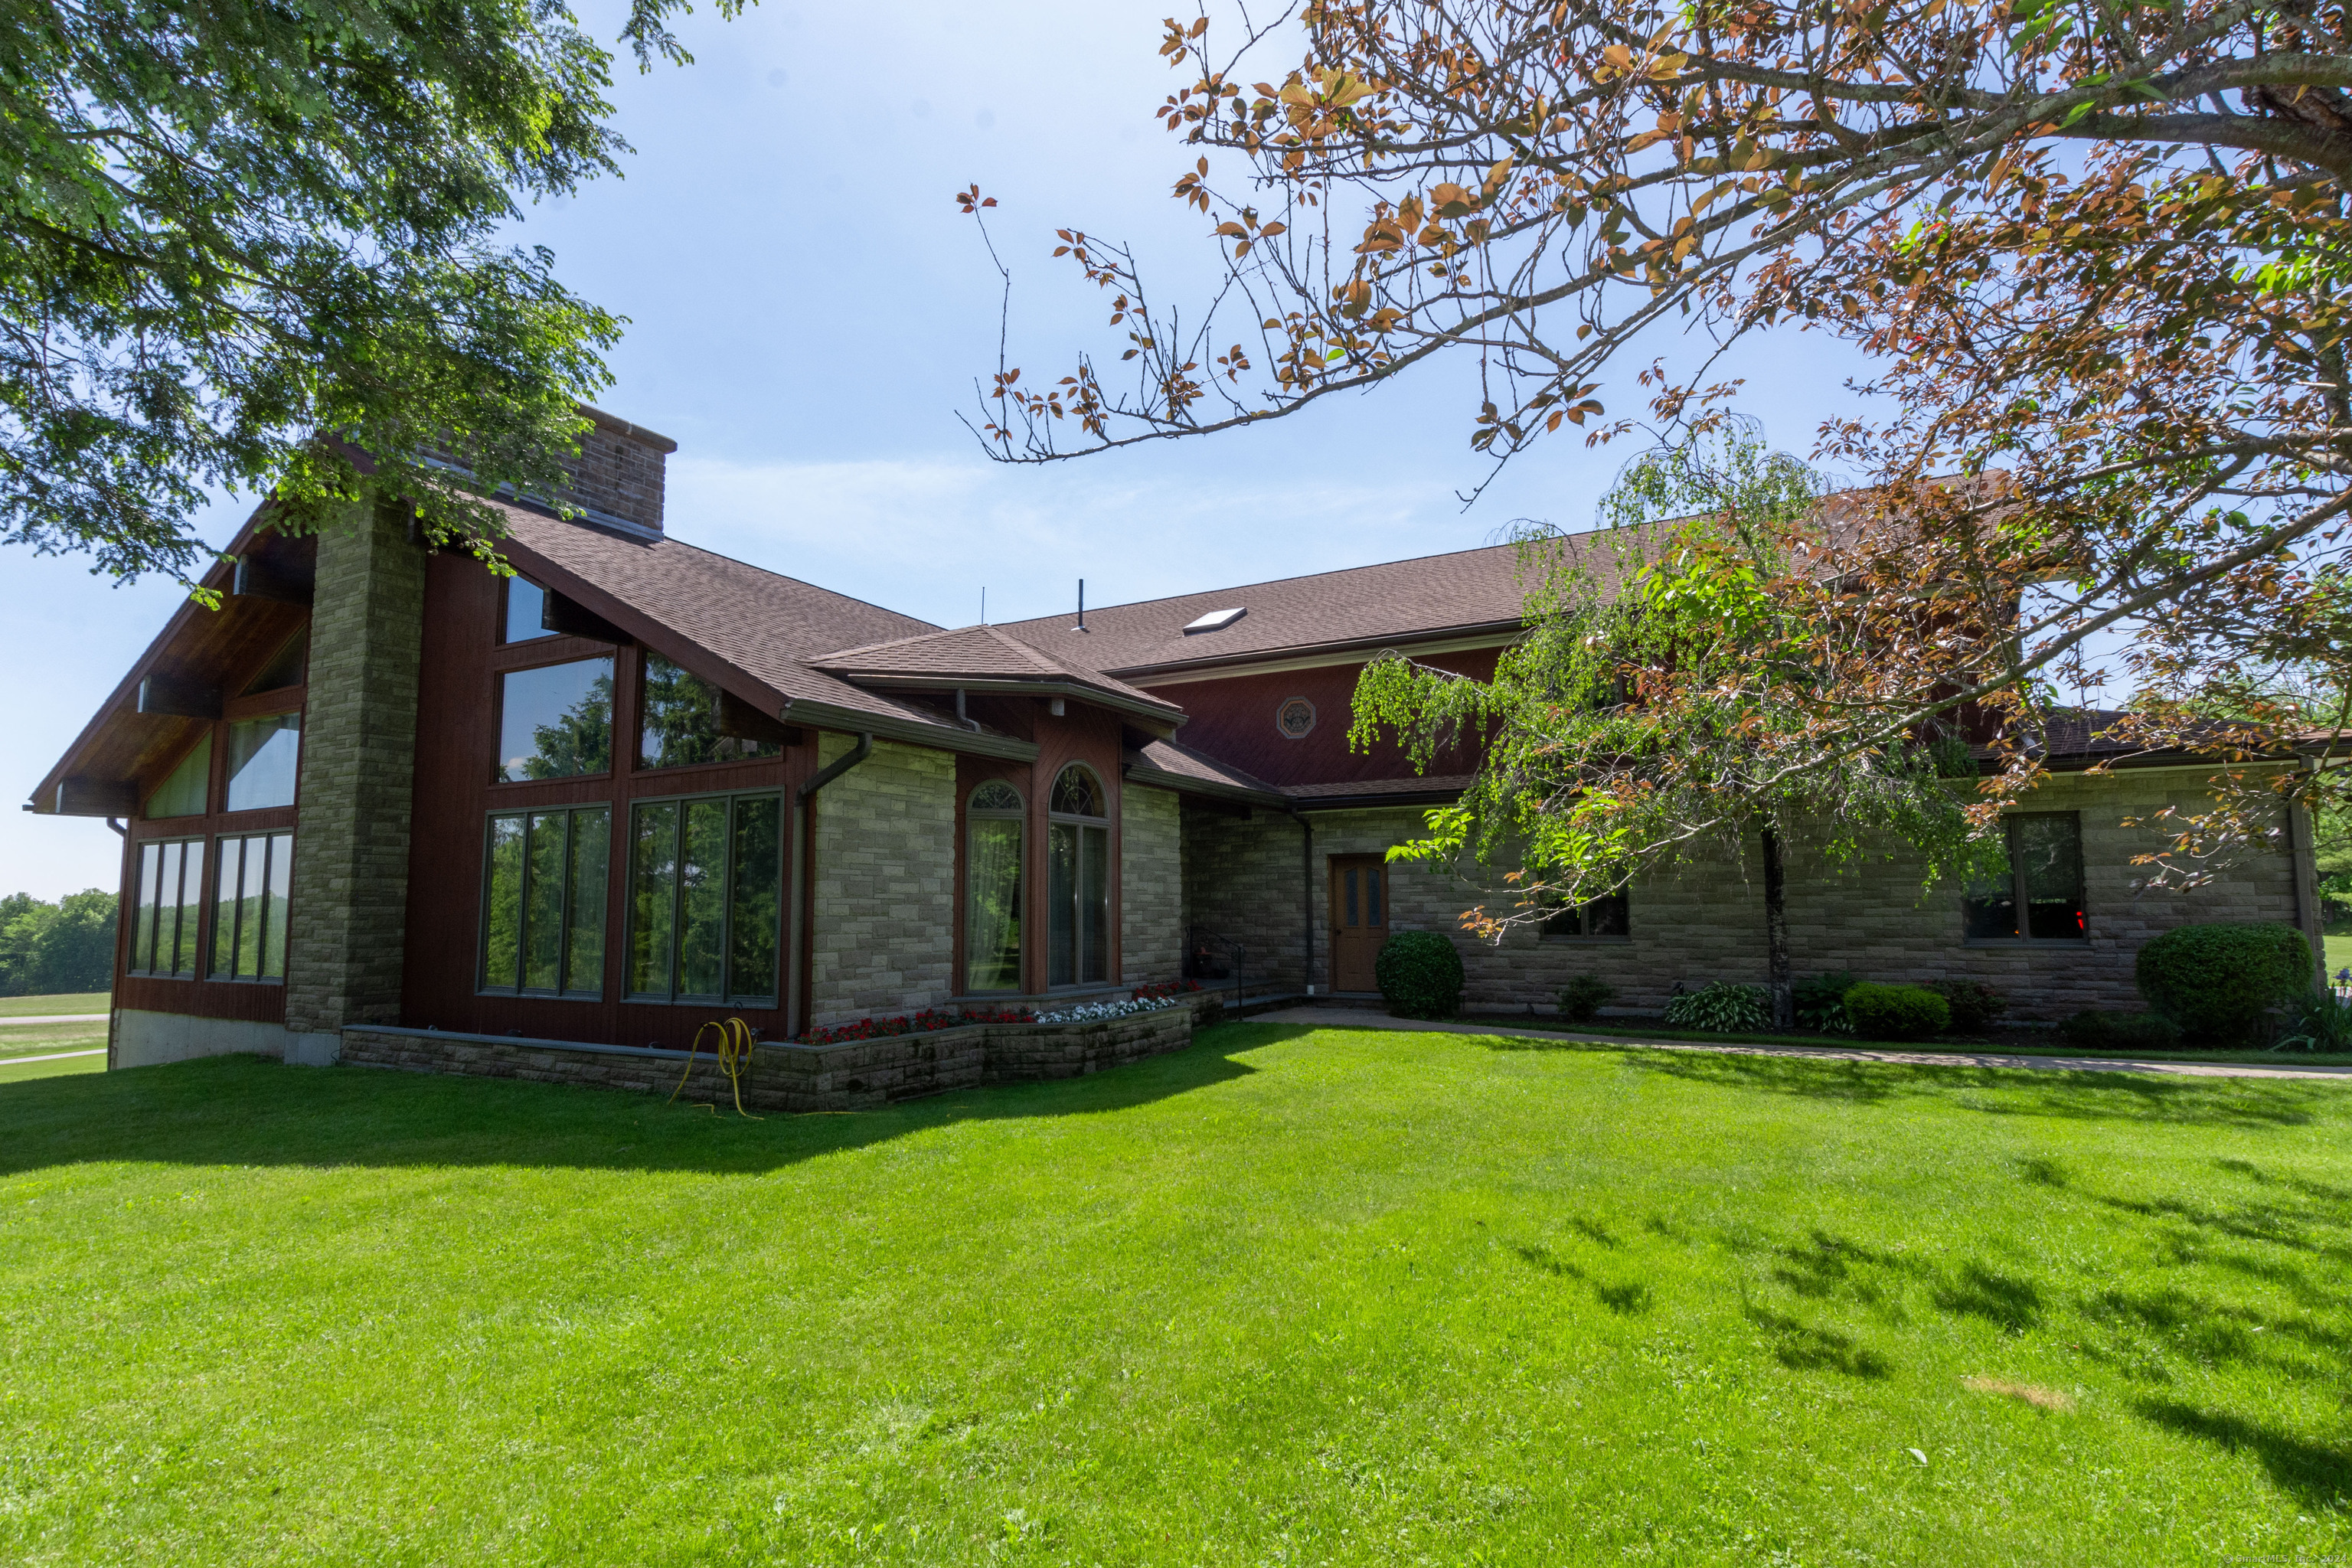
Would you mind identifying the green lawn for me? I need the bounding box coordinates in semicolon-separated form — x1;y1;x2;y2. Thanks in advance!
2;1027;2347;1566
0;991;107;1018
2328;927;2350;979
0;1021;106;1063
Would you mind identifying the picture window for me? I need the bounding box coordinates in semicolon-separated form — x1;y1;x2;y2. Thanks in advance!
1543;891;1630;939
625;792;781;1005
481;806;611;997
129;838;206;978
1963;813;2087;940
495;657;614;782
212;831;293;982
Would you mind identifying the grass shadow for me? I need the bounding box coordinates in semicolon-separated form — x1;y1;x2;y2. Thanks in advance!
1612;1047;2344;1130
0;1024;1290;1180
1743;1305;1893;1378
2135;1399;2352;1511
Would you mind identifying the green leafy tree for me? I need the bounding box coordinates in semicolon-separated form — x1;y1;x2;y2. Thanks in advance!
2;0;744;586
1352;422;1989;1027
524;673;616;780
0;889;116;995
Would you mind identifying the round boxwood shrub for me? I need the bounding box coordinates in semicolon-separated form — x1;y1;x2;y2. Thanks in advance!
1842;982;1951;1041
1557;973;1616;1024
2135;922;2312;1045
1375;930;1465;1019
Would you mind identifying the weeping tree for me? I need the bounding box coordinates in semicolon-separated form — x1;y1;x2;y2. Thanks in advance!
962;0;2352;884
1352;421;1993;1025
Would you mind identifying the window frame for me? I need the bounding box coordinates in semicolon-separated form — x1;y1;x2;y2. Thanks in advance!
492;652;618;786
620;786;785;1008
128;835;208;979
210;829;295;984
500;575;556;645
1540;890;1632;942
1962;811;2089;944
963;780;1026;994
476;804;612;1000
1045;763;1112;989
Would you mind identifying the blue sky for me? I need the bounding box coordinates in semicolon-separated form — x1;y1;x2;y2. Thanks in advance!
4;0;1883;898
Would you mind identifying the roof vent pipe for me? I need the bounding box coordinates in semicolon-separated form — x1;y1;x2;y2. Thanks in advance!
1076;578;1086;632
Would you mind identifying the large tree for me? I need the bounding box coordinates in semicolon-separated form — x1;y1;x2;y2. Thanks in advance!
2;0;740;586
1355;421;1991;1024
964;0;2352;873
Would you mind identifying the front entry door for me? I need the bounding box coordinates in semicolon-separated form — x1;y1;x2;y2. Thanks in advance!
1329;856;1387;992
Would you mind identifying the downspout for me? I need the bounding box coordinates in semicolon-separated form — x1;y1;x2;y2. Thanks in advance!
787;732;874;1039
1291;808;1314;998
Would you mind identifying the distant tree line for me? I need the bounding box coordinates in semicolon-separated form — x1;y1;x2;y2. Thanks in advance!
0;892;116;998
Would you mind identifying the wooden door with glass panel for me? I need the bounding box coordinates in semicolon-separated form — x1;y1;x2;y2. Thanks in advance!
1329;855;1388;992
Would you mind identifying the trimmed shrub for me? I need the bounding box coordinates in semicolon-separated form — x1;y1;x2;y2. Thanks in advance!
1557;974;1616;1024
1376;930;1465;1020
2135;923;2313;1045
2057;1011;2183;1051
1929;979;2009;1035
1663;982;1771;1033
1793;971;1858;1035
1842;982;1950;1041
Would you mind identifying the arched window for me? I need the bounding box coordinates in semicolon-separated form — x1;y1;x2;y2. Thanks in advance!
965;781;1025;991
1047;764;1111;986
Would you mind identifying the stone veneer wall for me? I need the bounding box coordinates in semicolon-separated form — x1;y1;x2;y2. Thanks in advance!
1307;769;2315;1021
341;995;1221;1112
807;733;956;1027
284;501;426;1059
1120;783;1183;982
1180;803;1309;991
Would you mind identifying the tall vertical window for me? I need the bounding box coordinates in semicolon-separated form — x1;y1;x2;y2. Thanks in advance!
480;806;612;996
224;713;301;811
496;657;614;781
502;577;554;643
211;832;293;982
965;781;1024;992
1963;813;2087;940
1047;765;1110;987
626;793;781;1004
129;838;206;978
639;653;782;769
144;735;211;819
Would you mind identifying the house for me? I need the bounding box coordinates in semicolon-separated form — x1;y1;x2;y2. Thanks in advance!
30;410;2329;1072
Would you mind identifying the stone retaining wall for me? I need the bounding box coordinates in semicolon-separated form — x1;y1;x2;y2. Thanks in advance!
340;995;1223;1113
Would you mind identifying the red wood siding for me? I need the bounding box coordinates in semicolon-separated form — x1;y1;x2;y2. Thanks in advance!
1146;646;1499;788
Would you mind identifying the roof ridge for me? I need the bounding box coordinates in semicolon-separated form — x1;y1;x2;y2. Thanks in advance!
978;622;1068;677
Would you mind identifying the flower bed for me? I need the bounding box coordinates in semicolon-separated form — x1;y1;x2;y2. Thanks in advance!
800;1006;1034;1046
1033;995;1185;1026
1130;979;1204;1002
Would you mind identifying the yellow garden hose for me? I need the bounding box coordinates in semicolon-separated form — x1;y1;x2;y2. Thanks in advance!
669;1017;763;1119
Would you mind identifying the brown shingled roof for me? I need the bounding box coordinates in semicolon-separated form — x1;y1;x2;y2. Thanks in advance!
809;622;1184;723
493;505;1044;755
994;540;1539;678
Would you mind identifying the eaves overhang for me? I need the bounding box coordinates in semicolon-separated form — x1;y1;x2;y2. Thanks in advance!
1122;763;1288;809
825;672;1185;736
1104;619;1526;684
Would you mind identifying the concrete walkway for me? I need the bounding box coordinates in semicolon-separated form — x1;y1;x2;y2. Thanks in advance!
1252;1006;2352;1081
1;1048;106;1066
0;1014;107;1027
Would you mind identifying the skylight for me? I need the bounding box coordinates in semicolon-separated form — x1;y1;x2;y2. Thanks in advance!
1183;606;1246;634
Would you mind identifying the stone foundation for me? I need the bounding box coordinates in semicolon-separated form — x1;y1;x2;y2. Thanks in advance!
339;995;1222;1112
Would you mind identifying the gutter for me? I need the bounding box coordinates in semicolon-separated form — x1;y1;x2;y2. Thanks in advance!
786;732;873;1038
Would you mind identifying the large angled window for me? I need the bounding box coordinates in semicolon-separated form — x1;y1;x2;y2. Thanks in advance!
224;713;301;811
211;832;292;982
965;781;1024;992
1047;765;1110;987
639;653;782;769
496;657;614;782
129;838;206;978
626;792;781;1005
480;806;611;997
143;736;211;819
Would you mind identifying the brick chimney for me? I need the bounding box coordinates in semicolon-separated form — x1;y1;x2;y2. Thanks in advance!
560;405;676;534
